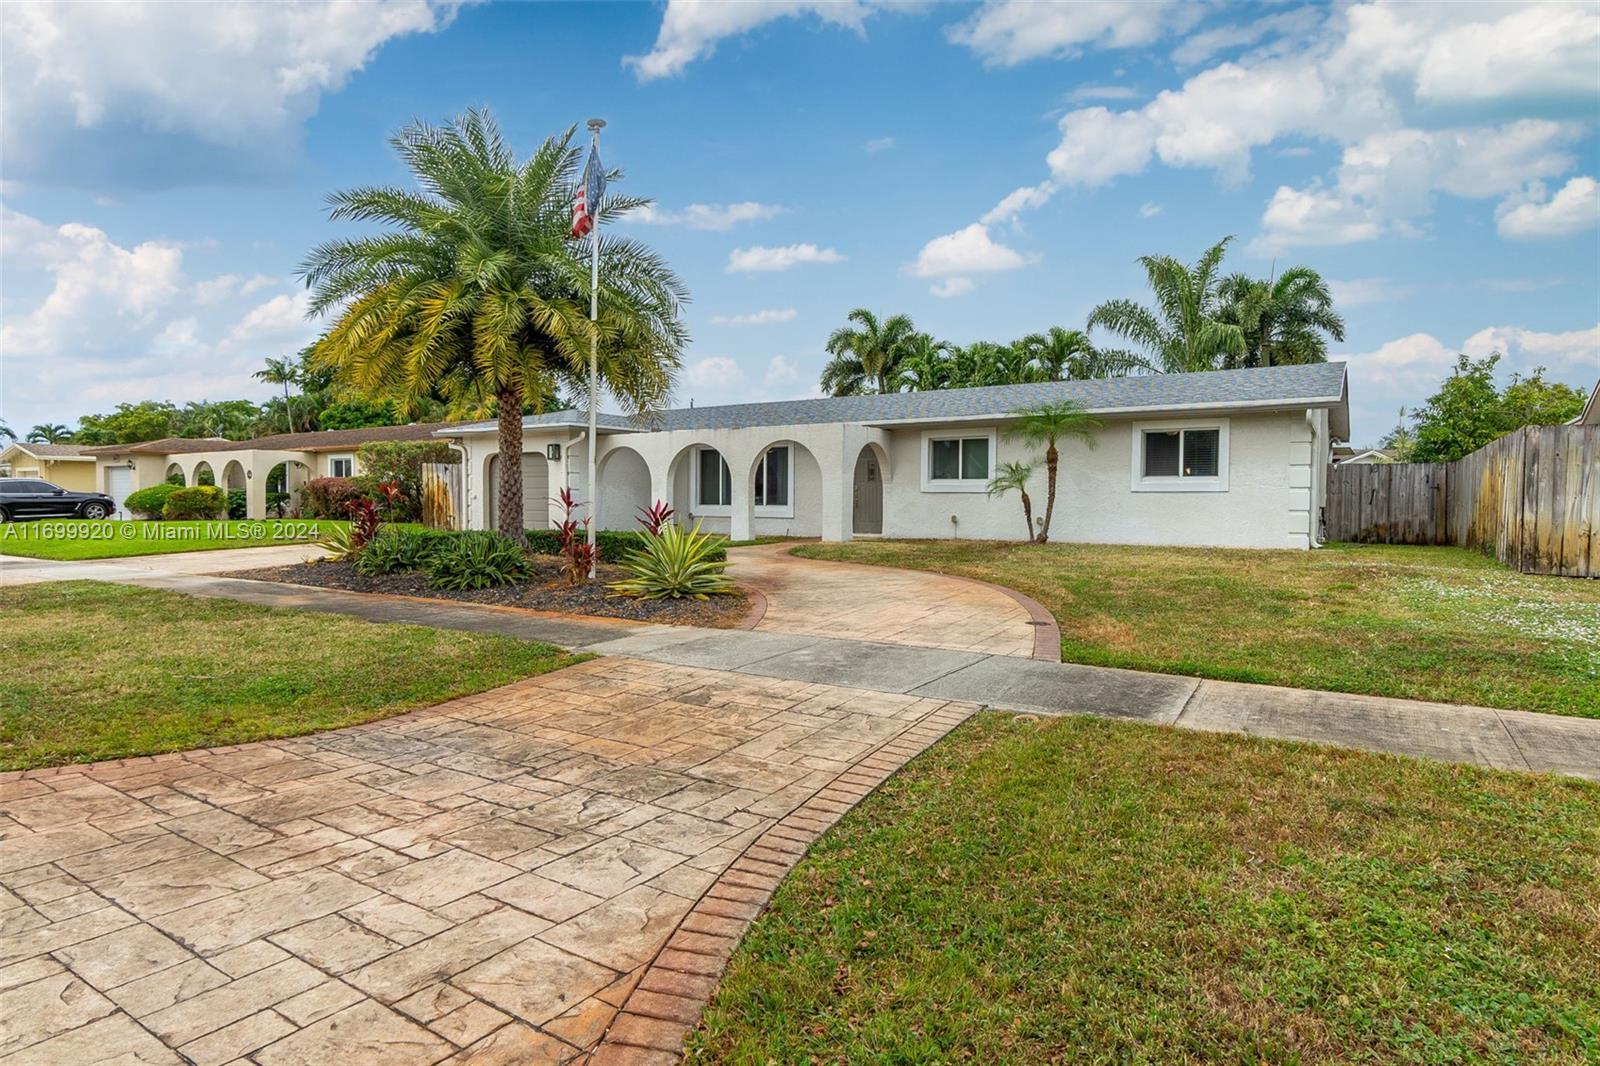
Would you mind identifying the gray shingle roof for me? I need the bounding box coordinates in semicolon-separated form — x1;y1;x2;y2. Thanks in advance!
444;363;1348;436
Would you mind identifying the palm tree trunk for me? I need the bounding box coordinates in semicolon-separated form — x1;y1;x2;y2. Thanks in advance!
1038;442;1058;543
283;383;293;432
1020;489;1034;541
495;380;526;545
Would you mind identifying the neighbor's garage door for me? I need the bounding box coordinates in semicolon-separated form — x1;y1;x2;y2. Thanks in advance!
106;467;133;518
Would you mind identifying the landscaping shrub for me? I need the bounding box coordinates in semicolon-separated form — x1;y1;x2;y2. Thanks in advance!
355;528;451;576
124;484;181;520
523;528;726;564
165;471;186;487
609;521;736;600
161;485;228;520
552;487;596;583
426;531;532;590
356;440;457;521
302;477;366;518
266;490;291;517
347;497;381;552
226;488;247;520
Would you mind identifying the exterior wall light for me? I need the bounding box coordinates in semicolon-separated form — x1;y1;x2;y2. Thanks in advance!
546;443;562;461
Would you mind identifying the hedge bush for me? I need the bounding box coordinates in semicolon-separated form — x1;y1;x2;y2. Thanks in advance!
522;528;726;563
226;488;247;520
161;485;228;520
124;484;182;520
302;477;367;519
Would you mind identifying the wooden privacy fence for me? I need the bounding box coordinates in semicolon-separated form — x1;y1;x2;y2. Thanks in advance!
1326;424;1599;578
420;462;463;530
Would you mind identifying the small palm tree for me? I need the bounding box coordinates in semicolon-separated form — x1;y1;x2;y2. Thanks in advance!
254;357;301;432
1217;267;1344;367
1018;326;1150;381
27;423;72;444
302;109;687;543
1007;400;1100;542
820;309;917;395
0;420;14;441
1087;237;1245;373
987;460;1037;541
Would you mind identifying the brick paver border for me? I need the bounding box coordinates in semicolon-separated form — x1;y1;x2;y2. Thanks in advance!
585;702;977;1064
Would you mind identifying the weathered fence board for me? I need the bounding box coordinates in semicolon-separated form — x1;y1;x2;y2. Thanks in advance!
1326;424;1598;577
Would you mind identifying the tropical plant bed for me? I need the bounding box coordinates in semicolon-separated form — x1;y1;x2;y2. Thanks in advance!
226;558;749;627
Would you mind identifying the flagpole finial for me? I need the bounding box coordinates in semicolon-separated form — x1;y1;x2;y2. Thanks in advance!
587;118;606;132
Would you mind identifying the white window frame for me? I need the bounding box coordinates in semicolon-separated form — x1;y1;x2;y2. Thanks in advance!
752;444;795;519
920;428;996;493
1130;418;1229;493
689;446;733;516
328;454;356;479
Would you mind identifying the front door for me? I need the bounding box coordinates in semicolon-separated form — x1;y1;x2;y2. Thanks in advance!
852;450;882;535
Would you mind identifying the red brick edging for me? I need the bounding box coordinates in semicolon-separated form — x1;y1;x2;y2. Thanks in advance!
584;702;977;1064
736;585;768;631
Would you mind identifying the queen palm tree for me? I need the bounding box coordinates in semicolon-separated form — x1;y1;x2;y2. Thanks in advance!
302;109;687;543
1217;267;1344;367
987;460;1037;541
1006;400;1100;542
27;423;72;444
254;357;301;432
820;309;917;395
1087;237;1245;373
1017;326;1150;381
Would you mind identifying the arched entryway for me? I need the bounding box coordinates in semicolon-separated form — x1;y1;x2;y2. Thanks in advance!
486;452;551;532
596;446;651;531
193;461;216;487
266;461;312;517
165;463;185;486
745;439;823;538
221;461;247;519
852;444;884;535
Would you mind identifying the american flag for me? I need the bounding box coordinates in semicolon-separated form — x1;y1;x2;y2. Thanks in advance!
570;145;605;239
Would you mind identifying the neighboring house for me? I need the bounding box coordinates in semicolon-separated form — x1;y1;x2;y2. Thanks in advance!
76;423;457;518
442;363;1350;550
1335;448;1397;465
0;442;100;491
1572;379;1599;427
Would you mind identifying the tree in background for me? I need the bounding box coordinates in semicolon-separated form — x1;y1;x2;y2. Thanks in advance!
73;401;180;445
1016;326;1148;381
26;424;73;443
892;333;954;392
1087;237;1246;373
318;398;401;431
1006;400;1101;542
1379;407;1417;462
303;109;686;543
821;309;917;395
0;421;14;441
1409;353;1585;463
986;460;1037;541
175;400;259;439
1217;267;1343;367
254;357;301;432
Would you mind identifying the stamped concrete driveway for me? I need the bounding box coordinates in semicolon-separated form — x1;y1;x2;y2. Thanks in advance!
0;658;973;1065
728;542;1052;659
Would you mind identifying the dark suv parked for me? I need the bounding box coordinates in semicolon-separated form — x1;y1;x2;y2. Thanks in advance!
0;478;116;521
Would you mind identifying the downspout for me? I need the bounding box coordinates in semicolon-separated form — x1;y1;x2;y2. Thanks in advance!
444;438;470;531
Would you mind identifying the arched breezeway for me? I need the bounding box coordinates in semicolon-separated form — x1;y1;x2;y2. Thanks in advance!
595;445;651;531
165;463;185;486
743;438;823;539
192;461;215;487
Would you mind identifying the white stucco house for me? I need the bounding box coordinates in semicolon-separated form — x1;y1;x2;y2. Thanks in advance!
441;363;1350;550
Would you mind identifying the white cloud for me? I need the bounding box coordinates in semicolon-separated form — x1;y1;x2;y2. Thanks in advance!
710;308;799;326
631;201;784;231
763;355;803;387
950;0;1196;66
1413;4;1600;104
684;356;744;389
864;136;897;153
1253;184;1382;251
1138;202;1162;219
1462;324;1600;374
1;1;460;187
221;292;314;352
1328;278;1409;308
910;223;1033;278
726;243;844;273
930;277;975;299
980;182;1057;226
626;0;880;81
1065;84;1139;103
1170;7;1325;67
1495;177;1600;240
194;273;277;305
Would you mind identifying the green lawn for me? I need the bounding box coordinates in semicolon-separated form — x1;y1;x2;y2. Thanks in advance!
0;518;347;561
0;581;581;771
794;540;1600;717
689;714;1600;1065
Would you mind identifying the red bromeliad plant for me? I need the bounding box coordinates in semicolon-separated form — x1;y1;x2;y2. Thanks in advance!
635;500;675;535
377;479;406;515
347;497;381;551
553;487;596;583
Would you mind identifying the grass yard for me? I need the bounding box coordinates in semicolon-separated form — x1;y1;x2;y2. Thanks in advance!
689;714;1600;1065
794;540;1600;717
0;581;580;771
0;518;347;561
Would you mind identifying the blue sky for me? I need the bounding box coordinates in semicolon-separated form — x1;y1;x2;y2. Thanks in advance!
2;1;1597;445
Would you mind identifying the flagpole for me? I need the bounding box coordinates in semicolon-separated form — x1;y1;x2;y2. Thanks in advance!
585;117;604;579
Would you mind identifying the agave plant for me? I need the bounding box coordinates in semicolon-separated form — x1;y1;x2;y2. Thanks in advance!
609;520;735;600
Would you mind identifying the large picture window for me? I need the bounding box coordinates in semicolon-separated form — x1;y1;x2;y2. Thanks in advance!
921;429;995;492
1131;420;1228;492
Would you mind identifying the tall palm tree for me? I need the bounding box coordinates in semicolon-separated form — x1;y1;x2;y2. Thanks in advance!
254;357;301;432
302;109;687;543
1017;326;1150;381
986;460;1037;541
820;309;917;395
1087;237;1245;373
1217;267;1344;367
892;333;953;392
27;423;72;444
1006;400;1100;542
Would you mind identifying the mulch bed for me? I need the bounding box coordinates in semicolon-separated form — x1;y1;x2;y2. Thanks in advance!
223;559;750;628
